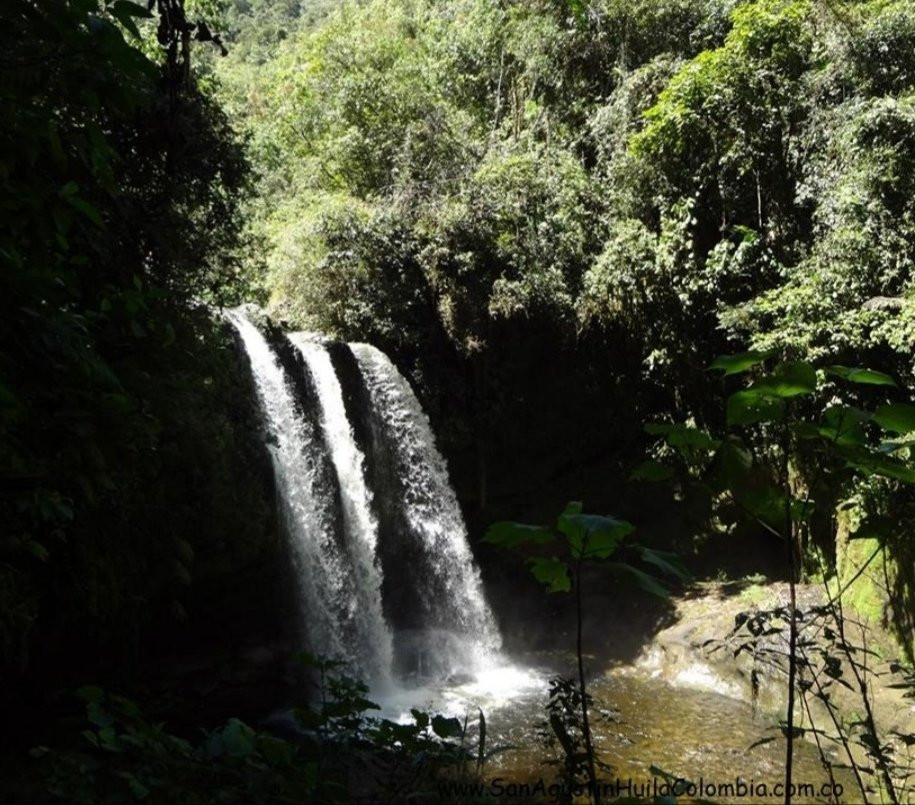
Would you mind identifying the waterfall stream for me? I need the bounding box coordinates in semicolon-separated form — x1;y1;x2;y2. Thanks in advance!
289;334;393;687
229;310;502;690
350;343;502;676
226;311;361;669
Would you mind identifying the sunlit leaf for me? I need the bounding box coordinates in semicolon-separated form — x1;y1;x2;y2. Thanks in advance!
709;350;776;375
752;362;816;398
877;435;915;454
827;366;896;387
727;389;784;425
873;403;915;434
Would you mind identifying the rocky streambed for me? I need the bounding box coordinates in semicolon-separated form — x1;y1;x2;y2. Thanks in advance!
625;580;915;801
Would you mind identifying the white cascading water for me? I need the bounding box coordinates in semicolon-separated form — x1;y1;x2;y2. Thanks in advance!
230;309;536;711
350;343;503;673
289;334;394;688
227;311;388;682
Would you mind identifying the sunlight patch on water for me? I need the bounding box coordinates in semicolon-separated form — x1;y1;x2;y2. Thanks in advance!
672;661;744;699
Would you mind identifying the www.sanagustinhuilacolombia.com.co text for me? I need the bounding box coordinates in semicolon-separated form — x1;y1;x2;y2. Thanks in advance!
438;776;845;801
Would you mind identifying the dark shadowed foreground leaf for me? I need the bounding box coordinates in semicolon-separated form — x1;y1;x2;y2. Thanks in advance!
484;521;554;548
559;508;634;559
645;423;719;450
527;556;571;593
607;563;670;598
630;460;673;481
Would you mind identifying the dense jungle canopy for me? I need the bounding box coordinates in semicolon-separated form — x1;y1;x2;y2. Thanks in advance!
212;0;915;509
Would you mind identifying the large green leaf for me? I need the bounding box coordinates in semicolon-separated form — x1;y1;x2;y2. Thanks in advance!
558;506;634;559
726;389;785;425
873;403;915;434
110;0;152;38
219;719;257;758
112;0;153;17
527;556;571;593
792;421;821;440
740;486;812;529
709;350;776;375
826;366;897;387
877;435;915;454
64;194;103;227
258;735;294;766
818;405;869;446
634;547;690;581
707;436;753;494
838;444;915;483
606;563;669;599
752;361;817;398
483;521;554;548
868;455;915;483
560;501;583;517
77;685;105;704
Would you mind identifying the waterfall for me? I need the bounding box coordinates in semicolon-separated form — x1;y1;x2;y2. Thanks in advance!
350;343;502;674
227;311;386;681
288;334;393;687
229;308;502;688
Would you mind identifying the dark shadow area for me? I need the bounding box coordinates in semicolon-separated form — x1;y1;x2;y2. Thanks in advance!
883;520;915;664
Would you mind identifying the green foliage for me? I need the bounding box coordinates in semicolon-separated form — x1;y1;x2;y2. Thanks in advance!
30;665;490;803
32;686;315;803
644;351;915;654
487;501;685;803
647;352;915;503
218;0;736;358
201;0;915;464
10;0;915;786
485;500;680;598
0;0;270;689
647;351;915;801
539;675;606;798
